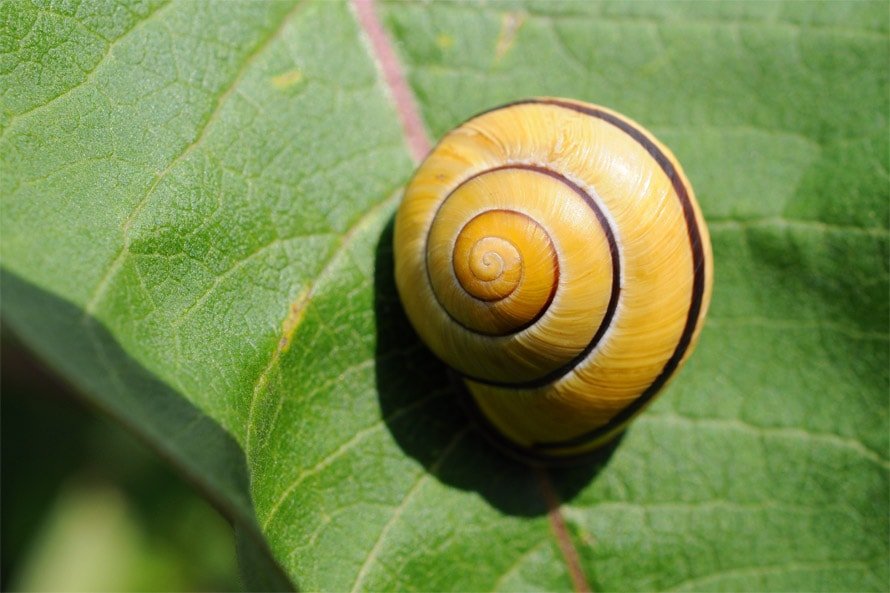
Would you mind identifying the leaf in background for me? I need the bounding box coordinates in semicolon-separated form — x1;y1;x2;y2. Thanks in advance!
1;1;888;592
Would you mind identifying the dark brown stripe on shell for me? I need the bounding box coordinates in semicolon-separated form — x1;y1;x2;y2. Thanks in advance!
424;164;621;383
450;370;622;467
474;99;707;452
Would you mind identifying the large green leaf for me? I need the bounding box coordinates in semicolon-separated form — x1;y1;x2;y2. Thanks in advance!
2;0;887;591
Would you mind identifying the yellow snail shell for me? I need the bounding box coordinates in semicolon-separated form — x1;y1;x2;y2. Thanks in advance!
394;98;713;462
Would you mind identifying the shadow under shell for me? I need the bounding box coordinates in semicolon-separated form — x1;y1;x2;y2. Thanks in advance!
372;216;620;517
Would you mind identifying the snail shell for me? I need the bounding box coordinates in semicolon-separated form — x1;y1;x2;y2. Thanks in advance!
394;98;713;462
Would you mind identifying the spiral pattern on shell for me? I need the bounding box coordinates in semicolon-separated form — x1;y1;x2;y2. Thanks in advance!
394;98;713;461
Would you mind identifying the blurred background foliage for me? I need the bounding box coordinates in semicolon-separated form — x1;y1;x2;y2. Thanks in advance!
1;332;241;592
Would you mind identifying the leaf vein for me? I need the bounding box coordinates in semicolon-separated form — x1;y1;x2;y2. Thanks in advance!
642;414;889;469
1;0;173;136
244;190;402;451
491;541;549;592
664;559;874;592
261;387;450;532
171;232;335;328
348;428;470;593
82;0;307;318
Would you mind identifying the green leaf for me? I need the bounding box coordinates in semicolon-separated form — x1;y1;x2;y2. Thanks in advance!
2;0;888;591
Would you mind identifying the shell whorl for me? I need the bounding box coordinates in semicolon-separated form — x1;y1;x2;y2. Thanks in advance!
394;98;713;461
446;208;557;334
